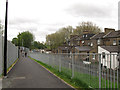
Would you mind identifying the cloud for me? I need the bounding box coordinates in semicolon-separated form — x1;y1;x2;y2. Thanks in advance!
9;18;39;25
65;3;113;18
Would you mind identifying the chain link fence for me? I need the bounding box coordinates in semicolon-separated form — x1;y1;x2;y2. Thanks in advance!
29;52;120;89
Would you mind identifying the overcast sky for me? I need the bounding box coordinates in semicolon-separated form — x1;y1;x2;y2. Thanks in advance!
0;0;119;42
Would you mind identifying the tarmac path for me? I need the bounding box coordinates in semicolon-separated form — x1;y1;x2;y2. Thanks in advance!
2;56;74;89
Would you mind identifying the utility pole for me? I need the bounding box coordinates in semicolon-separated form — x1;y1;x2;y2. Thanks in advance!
4;0;8;77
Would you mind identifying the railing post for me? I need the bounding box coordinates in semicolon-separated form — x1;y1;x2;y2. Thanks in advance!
99;54;101;89
59;54;61;72
110;53;112;89
118;52;120;89
71;53;74;78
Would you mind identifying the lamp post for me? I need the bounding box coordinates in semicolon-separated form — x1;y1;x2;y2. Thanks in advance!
4;0;8;77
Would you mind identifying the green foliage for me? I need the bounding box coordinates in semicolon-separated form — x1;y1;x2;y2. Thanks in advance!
12;37;18;46
20;31;34;48
73;21;101;35
12;31;34;49
46;26;73;50
33;41;46;49
46;21;101;50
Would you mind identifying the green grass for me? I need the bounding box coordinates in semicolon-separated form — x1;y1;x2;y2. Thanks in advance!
29;56;90;89
29;56;120;89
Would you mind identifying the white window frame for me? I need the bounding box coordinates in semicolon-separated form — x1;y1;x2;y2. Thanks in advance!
91;42;93;46
92;53;95;60
113;40;116;45
97;39;100;45
82;41;84;44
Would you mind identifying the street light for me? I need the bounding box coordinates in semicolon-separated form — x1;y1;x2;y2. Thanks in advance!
4;0;8;77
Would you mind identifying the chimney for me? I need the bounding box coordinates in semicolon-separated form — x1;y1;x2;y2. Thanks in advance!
104;28;115;34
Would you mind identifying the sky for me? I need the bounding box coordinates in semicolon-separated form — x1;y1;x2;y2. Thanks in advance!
0;0;119;42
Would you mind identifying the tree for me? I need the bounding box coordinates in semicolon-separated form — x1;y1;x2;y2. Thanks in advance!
46;22;102;51
19;31;34;48
73;21;101;35
46;26;73;50
32;41;46;49
12;38;18;46
12;31;34;49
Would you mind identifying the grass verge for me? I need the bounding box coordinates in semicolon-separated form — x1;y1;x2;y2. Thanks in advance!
29;56;91;89
29;56;120;89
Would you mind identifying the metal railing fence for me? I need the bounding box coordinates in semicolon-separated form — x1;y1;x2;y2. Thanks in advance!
29;52;120;89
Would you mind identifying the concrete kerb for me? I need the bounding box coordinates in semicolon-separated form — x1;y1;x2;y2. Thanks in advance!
29;57;76;90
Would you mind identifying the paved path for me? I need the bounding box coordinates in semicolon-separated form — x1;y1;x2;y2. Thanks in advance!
2;56;73;89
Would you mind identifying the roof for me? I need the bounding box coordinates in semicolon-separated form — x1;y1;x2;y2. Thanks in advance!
103;31;120;38
58;46;71;50
100;46;118;52
69;35;80;41
90;33;105;39
75;46;92;52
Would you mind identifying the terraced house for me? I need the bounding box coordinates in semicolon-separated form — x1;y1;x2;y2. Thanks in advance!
57;28;120;67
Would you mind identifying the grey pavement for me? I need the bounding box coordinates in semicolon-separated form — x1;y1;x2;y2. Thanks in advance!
2;56;74;89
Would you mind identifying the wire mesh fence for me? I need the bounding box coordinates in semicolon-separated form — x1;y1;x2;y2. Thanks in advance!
29;52;120;89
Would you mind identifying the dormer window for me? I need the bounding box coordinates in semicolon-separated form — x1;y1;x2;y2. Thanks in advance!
113;40;116;45
97;39;100;45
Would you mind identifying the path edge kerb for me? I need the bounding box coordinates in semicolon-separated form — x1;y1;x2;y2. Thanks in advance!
29;57;76;90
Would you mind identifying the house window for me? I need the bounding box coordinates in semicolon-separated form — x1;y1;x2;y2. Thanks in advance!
82;41;84;44
119;40;120;45
83;35;85;38
113;40;116;45
91;43;93;46
102;52;105;59
97;39;100;45
88;43;90;45
92;52;95;60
